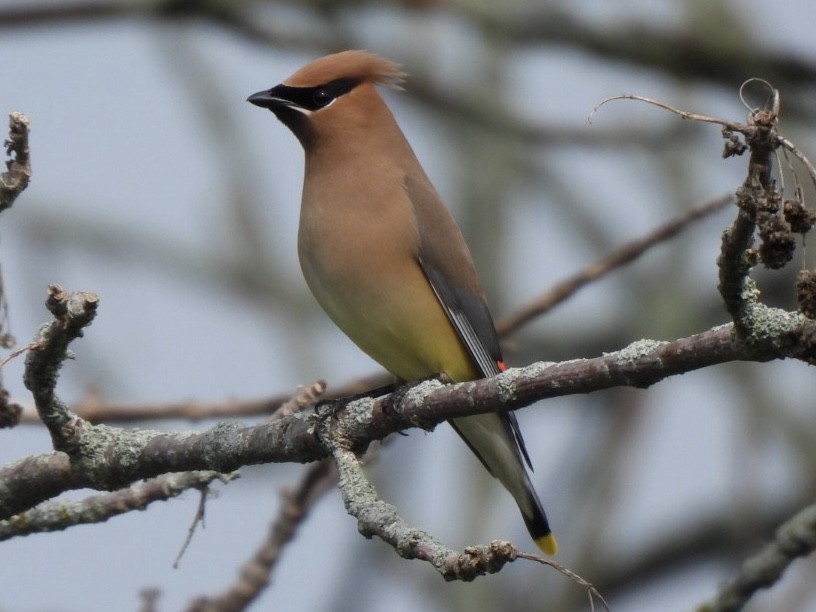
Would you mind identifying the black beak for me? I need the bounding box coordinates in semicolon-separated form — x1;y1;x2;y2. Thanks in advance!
247;89;285;110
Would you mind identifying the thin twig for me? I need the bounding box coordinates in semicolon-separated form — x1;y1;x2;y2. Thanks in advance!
268;380;326;421
0;471;236;540
516;551;610;611
0;341;40;370
14;373;386;425
589;93;743;129
187;459;337;611
173;486;210;569
497;194;733;336
777;135;816;189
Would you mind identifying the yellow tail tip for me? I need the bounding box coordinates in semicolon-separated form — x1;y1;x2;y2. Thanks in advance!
535;533;558;556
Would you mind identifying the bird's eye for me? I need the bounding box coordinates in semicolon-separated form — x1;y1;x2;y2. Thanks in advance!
312;88;334;108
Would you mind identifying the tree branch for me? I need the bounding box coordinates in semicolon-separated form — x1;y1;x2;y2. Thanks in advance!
318;410;606;597
497;193;733;336
14;374;385;425
187;459;336;611
23;285;97;451
717;89;783;336
700;502;816;612
328;439;518;581
0;111;31;213
0;470;236;540
593;498;812;600
4;301;815;522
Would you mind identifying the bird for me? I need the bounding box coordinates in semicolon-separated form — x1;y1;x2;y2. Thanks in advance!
248;50;557;556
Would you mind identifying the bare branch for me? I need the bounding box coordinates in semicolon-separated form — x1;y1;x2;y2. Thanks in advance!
4;309;816;522
701;503;816;612
516;551;610;611
16;395;291;425
0;414;321;521
173;487;209;569
715;86;794;335
323;432;606;594
589;93;743;129
0;471;236;540
14;374;385;425
22;285;98;451
0;111;31;212
269;380;326;421
497;194;733;335
590;83;816;345
328;440;516;581
717;185;764;335
593;498;811;600
188;459;336;611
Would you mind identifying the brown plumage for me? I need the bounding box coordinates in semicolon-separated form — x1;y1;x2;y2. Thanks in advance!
248;50;557;555
283;51;406;89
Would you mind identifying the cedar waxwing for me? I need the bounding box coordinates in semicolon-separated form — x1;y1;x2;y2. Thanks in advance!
248;50;557;556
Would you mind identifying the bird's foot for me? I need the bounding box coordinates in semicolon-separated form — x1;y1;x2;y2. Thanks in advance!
383;373;448;431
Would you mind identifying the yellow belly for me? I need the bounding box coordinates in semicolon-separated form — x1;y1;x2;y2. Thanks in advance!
302;252;477;383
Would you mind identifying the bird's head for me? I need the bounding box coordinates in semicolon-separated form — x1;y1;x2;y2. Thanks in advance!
248;50;406;148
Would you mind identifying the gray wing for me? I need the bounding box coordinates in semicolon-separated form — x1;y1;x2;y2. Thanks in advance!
404;174;533;470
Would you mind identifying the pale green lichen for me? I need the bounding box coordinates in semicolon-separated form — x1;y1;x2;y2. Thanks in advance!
403;379;446;427
343;396;378;428
404;378;443;410
743;302;803;345
74;423;192;488
504;360;571;390
494;371;517;404
612;339;669;364
503;362;555;386
741;277;762;302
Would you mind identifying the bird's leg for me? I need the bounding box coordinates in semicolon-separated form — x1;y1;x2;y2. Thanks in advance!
383;373;449;421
